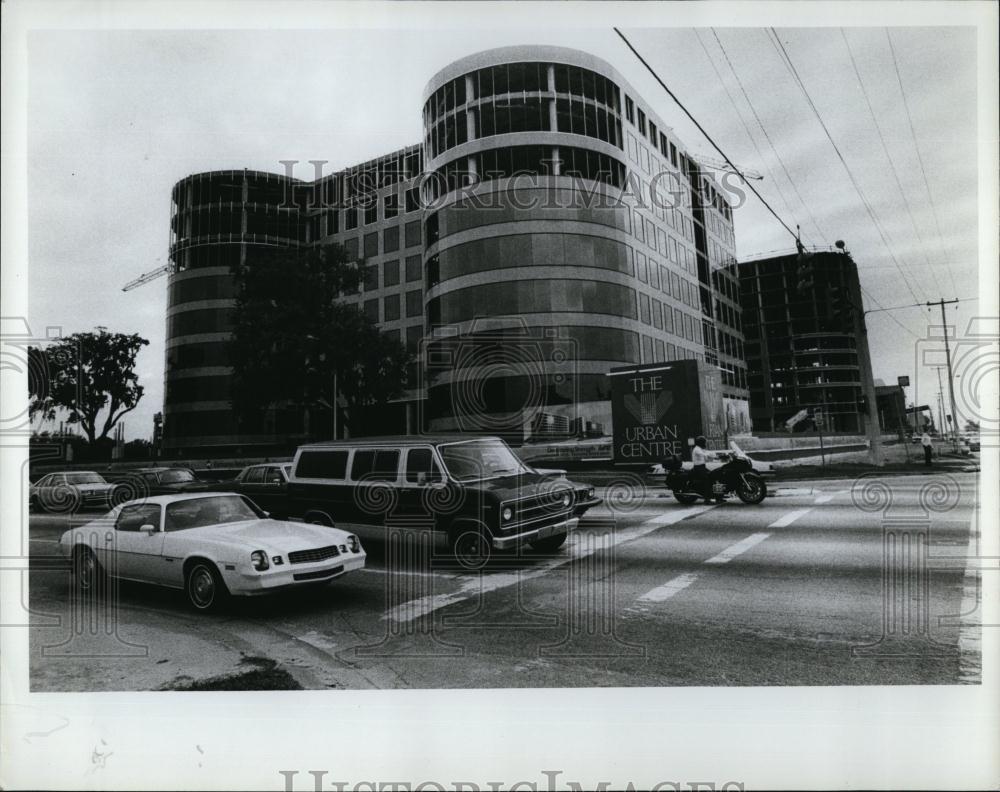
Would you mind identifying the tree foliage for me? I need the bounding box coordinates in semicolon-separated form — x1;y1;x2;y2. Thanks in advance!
28;330;149;443
229;244;412;434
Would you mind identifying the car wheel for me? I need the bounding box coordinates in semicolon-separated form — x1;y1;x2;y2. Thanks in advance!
529;533;567;552
185;561;229;612
450;525;492;570
673;493;700;505
73;546;104;593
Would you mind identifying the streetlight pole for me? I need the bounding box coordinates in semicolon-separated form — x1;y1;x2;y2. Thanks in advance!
927;298;961;451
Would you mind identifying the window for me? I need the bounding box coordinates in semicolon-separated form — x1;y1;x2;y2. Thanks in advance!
405;220;421;248
639;292;651;325
383;226;399;254
351;448;401;482
405;289;422;318
406;323;423;353
383;192;399;219
363;264;379;291
637;108;646;137
652;298;663;329
344;208;358;230
244;467;264;484
405;187;420;214
343;237;359;261
405;448;443;484
384;294;400;321
295;449;349;479
116;504;161;532
364;299;379;323
405;254;422;282
384;259;400;287
625;95;634;123
364;231;378;258
649;120;657;144
364;201;378;225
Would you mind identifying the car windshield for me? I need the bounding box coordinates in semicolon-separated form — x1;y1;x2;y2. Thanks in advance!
159;470;195;484
63;472;106;485
438;439;528;482
165;496;262;531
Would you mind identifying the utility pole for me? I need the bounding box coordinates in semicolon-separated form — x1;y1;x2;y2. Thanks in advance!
933;366;946;436
927;298;961;451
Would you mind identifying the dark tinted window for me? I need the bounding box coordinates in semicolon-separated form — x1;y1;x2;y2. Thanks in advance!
295;450;349;479
351;449;400;481
245;467;264;484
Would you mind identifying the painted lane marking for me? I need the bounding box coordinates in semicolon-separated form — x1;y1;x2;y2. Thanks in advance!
359;567;457;579
814;489;848;505
636;572;700;603
768;508;813;528
385;505;715;624
703;532;772;565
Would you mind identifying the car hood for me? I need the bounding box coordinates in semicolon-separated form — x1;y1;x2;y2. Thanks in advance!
191;519;352;552
458;471;574;502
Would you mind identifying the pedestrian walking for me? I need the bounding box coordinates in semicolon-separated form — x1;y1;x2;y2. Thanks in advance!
921;431;933;466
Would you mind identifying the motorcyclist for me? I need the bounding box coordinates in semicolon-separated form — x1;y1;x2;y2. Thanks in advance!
690;435;712;503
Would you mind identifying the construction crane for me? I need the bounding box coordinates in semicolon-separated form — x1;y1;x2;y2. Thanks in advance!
694;155;764;181
121;263;170;292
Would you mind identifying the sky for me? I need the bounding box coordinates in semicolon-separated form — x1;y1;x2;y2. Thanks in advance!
22;9;994;440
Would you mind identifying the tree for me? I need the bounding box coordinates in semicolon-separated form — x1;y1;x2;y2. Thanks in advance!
28;330;149;444
230;243;411;436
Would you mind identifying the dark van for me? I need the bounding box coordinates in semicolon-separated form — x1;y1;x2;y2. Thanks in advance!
287;435;578;567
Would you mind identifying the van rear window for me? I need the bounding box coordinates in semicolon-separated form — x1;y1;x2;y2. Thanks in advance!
294;450;349;479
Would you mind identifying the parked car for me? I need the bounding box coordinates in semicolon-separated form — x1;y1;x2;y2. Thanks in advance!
104;467;215;499
224;463;292;518
287;435;578;568
59;493;366;611
29;471;117;513
532;468;603;517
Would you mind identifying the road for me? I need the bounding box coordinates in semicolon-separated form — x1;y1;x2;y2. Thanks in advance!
25;470;981;690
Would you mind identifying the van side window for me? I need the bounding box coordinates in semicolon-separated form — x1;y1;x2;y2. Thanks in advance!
295;450;349;479
405;448;443;483
351;449;400;482
245;467;264;484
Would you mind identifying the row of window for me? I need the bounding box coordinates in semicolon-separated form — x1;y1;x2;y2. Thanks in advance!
426;145;628;202
426;94;625;160
360;255;423;291
340;221;422;261
174;173;297;211
362;290;423;323
173;206;307;244
168;273;235;308
424;63;622;127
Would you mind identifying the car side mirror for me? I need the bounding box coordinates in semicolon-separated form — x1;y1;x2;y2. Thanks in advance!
140;523;157;534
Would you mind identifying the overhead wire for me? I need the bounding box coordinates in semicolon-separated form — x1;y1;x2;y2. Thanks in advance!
765;27;928;326
886;29;960;298
613;27;801;242
709;28;829;244
840;28;942;300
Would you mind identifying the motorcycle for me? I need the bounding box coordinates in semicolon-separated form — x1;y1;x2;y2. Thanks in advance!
662;442;767;505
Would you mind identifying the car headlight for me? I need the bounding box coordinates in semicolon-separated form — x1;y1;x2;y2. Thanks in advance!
502;506;514;521
250;550;269;571
588;487;595;499
561;493;572;507
347;534;361;553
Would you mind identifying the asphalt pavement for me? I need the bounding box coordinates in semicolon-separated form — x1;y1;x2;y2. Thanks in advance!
25;470;981;690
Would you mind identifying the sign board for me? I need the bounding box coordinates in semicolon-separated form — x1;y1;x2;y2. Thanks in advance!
897;375;910;387
609;359;726;464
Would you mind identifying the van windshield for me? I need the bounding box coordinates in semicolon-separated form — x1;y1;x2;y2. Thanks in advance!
438;439;529;482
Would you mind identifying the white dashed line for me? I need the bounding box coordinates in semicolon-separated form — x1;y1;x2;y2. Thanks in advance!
768;508;813;528
386;505;715;623
636;572;700;603
704;532;771;565
814;489;848;505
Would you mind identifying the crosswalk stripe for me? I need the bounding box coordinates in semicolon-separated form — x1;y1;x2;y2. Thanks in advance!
636;572;700;603
704;532;772;565
768;508;813;528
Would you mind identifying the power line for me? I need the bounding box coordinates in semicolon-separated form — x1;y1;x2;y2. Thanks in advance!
840;28;941;301
613;27;801;242
859;286;922;339
766;28;925;306
692;30;803;232
886;29;960;298
710;28;829;243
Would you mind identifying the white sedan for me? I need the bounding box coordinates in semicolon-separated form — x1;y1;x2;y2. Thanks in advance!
59;493;366;611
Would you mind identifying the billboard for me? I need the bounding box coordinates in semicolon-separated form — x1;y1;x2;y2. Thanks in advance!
609;359;726;464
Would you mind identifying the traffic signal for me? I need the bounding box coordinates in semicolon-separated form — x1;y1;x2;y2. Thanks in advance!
796;261;815;292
